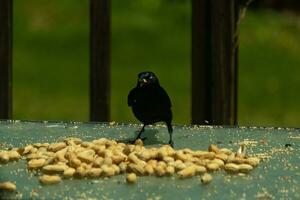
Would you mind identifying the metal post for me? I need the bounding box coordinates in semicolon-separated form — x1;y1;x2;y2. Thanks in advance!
192;0;238;125
90;0;110;122
0;0;12;119
191;0;212;125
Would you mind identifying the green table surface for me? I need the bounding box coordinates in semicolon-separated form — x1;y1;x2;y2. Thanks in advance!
0;120;300;199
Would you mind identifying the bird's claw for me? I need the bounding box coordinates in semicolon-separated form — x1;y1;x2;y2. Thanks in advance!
168;140;174;148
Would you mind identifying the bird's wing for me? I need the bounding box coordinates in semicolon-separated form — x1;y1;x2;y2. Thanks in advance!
158;86;172;108
127;88;137;106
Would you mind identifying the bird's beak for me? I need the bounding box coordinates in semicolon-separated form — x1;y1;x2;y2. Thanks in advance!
139;78;148;87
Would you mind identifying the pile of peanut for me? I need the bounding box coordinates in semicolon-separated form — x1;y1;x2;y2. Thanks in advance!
0;137;260;189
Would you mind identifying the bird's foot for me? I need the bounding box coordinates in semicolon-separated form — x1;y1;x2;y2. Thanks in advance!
168;140;174;148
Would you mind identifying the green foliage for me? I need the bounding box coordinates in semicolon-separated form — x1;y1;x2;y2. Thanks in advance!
239;10;300;127
12;1;300;127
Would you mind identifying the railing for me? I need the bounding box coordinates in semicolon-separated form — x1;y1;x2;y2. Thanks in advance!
0;0;238;125
0;0;12;119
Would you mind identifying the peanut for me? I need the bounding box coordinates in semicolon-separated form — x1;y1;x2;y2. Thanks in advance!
69;157;81;168
92;138;107;146
134;139;143;146
178;165;197;178
103;157;113;165
77;149;95;163
211;159;224;168
224;163;240;173
28;158;46;169
128;163;144;175
144;164;155;175
192;151;215;159
102;165;115;177
175;162;186;171
208;144;220;154
201;173;213;184
112;154;126;164
26;153;46;160
93;157;104;167
81;141;91;148
163;156;174;163
119;162;128;173
39;175;61;185
155;165;166;176
123;145;134;155
0;182;16;191
103;149;113;158
238;164;253;173
175;151;191;162
87;168;102;177
111;164;120;175
232;157;246;164
8;150;20;161
65;137;82;145
136;151;152;161
55;147;68;162
206;163;220;171
0;151;9;163
246;157;260;167
126;173;137;183
1;138;262;186
165;166;175;175
23;145;34;154
157;148;168;159
215;153;228;162
63;168;76;178
195;166;207;174
158;161;167;168
48;142;66;152
76;166;87;177
219;148;232;155
147;159;158;167
128;153;140;164
43;164;68;174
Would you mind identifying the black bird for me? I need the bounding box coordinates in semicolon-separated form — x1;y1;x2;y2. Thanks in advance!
128;71;174;147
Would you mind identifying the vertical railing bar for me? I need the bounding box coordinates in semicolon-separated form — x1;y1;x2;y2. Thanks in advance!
192;0;238;125
234;0;240;125
0;0;13;119
90;0;110;122
191;0;211;124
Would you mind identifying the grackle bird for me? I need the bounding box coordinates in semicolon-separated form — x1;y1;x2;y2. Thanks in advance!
128;71;174;147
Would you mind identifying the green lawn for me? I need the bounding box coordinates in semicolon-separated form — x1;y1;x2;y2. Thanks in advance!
12;1;300;127
239;10;300;127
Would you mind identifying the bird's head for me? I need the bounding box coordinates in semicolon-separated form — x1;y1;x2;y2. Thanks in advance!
137;71;159;88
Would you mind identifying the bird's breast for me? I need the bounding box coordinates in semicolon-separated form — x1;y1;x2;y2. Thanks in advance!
129;86;172;124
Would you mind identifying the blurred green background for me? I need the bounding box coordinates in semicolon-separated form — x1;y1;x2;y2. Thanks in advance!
12;0;300;127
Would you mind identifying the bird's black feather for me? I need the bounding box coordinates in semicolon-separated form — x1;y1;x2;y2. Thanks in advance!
128;72;174;146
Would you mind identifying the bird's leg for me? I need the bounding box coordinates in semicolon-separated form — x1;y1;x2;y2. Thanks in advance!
131;124;146;144
136;124;146;140
167;123;174;148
